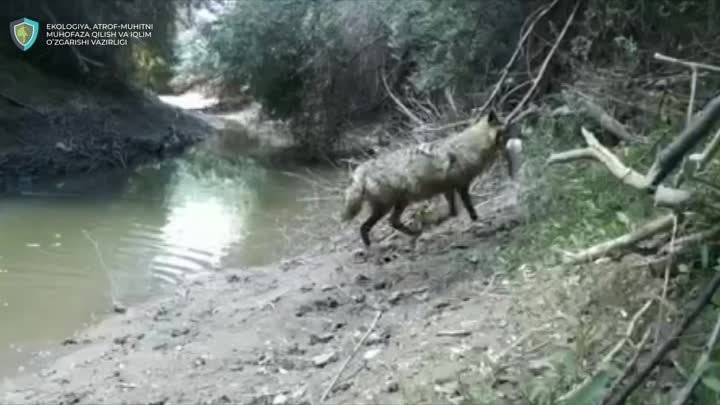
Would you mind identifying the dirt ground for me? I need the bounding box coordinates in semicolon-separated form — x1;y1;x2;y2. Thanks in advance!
0;175;526;405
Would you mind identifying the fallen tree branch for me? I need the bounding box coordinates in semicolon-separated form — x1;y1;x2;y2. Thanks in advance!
671;310;720;405
549;127;696;208
604;270;720;405
654;52;720;74
546;147;595;164
321;310;383;402
648;93;720;188
562;214;675;264
572;90;644;144
506;0;579;123
659;224;720;255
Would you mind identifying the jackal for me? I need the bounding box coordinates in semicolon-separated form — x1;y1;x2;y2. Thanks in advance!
341;111;517;247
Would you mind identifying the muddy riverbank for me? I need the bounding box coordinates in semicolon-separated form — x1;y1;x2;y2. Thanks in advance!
1;169;525;405
0;59;212;190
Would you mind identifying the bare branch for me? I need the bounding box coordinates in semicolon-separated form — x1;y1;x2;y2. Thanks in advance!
444;87;458;117
477;0;560;114
321;310;383;402
547;148;595;164
654;52;720;74
562;214;675;264
671;311;720;405
559;300;654;402
604;270;720;405
380;73;424;127
648;93;720;188
548;127;650;189
687;66;698;128
695;128;720;172
659;224;720;255
506;0;580;123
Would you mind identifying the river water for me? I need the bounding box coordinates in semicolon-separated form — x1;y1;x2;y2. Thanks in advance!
0;144;343;376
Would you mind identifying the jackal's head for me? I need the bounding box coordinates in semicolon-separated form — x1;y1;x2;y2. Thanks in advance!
482;109;508;147
488;109;523;179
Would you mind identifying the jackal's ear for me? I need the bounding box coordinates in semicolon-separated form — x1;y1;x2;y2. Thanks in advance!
487;109;499;126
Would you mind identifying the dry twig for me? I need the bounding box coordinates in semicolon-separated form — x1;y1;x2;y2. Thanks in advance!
506;0;580;123
320;310;383;402
558;300;654;402
478;0;560;114
604;270;720;405
671;310;720;405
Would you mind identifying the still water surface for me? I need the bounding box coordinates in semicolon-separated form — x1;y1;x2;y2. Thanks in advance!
0;146;341;376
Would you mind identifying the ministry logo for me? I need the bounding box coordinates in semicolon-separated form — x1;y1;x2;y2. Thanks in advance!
10;18;39;51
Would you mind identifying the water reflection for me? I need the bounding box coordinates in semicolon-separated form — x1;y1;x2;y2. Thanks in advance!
0;150;340;376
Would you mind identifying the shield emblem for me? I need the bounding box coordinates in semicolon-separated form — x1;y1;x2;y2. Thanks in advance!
9;18;39;51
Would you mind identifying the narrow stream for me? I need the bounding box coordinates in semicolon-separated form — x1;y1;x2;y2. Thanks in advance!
0;144;343;376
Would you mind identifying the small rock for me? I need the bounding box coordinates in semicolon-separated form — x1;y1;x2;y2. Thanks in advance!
363;348;381;360
226;274;242;283
152;343;168;351
229;363;244;372
171;327;190;338
313;297;339;310
354;274;371;284
272;394;288;405
320;285;335;292
373;280;388;290
309;333;334;345
434;381;460;395
333;381;352;393
113;335;130;345
113;303;127;314
434;300;451;310
364;333;384;346
388;291;404;305
286;343;306;355
278;358;296;370
353;294;366;303
295;304;313;317
299;283;314;292
194;355;208;367
312;352;338;368
385;380;399;393
62;338;78;346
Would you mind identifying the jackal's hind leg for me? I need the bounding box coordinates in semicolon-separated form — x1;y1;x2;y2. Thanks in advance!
389;202;421;237
444;191;457;217
360;204;390;247
458;184;478;221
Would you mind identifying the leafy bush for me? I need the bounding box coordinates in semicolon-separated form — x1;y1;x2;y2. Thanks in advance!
178;0;526;154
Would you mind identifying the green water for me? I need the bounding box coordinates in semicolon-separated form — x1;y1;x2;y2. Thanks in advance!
0;147;342;376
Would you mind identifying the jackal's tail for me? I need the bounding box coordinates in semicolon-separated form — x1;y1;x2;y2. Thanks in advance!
341;169;366;221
